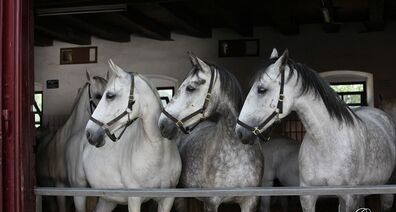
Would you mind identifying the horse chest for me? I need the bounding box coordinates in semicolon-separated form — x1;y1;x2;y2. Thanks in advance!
299;139;361;185
179;138;262;188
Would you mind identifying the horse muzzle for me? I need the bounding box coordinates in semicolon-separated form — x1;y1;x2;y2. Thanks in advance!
86;127;106;148
158;115;178;139
235;125;255;145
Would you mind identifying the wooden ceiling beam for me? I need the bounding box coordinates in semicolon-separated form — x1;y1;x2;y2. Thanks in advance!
216;8;253;37
99;10;171;40
58;15;131;42
365;0;385;31
268;0;299;35
156;3;212;38
35;19;91;45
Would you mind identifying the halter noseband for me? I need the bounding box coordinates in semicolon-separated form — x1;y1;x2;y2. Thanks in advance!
162;67;215;134
89;73;137;142
237;66;286;142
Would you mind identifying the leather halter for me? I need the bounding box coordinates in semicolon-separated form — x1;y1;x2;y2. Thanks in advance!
237;66;285;142
162;67;215;134
87;83;98;115
89;74;137;142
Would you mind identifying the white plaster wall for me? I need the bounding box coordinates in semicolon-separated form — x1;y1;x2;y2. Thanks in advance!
35;21;396;122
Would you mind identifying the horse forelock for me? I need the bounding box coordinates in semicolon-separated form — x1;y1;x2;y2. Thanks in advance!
189;60;244;113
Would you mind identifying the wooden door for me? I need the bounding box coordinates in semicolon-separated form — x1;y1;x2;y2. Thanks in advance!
1;0;35;211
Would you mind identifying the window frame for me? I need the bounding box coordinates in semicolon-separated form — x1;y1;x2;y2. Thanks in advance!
156;86;175;106
34;91;43;128
330;81;367;107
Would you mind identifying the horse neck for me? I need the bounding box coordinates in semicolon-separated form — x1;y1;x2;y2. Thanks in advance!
293;93;357;146
213;96;239;144
136;82;163;144
61;85;91;136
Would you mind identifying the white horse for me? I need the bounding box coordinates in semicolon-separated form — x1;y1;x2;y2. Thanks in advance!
259;135;300;212
36;73;107;212
65;74;109;212
158;54;263;212
84;60;181;212
236;49;396;212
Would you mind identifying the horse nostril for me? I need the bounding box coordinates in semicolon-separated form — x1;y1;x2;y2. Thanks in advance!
237;130;243;140
86;131;91;140
159;122;165;132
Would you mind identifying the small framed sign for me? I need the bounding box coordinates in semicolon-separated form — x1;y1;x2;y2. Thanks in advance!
60;46;97;64
218;39;260;57
46;80;59;89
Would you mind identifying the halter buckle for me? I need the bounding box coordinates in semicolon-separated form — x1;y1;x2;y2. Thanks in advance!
101;123;110;130
176;120;184;127
205;93;212;101
279;94;284;101
253;127;261;136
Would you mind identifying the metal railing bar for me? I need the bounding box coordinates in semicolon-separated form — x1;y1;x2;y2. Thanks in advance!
34;185;396;198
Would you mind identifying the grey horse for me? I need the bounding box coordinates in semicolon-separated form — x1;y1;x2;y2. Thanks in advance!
158;54;263;212
236;49;396;212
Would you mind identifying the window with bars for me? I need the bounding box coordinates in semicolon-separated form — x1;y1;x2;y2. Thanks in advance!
330;82;367;107
34;91;43;128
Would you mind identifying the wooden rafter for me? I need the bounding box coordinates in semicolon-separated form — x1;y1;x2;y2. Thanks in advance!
35;18;91;45
58;15;131;42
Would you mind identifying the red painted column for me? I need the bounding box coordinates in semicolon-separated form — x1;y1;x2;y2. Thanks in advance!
1;0;35;211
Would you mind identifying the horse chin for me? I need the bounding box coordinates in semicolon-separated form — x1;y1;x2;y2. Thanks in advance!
87;137;106;148
95;140;106;148
241;138;255;145
162;126;178;139
159;118;179;139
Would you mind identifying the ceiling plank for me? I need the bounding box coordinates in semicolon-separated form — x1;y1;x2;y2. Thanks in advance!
365;0;385;31
216;8;253;37
268;0;299;35
58;15;131;42
156;3;212;37
35;18;91;45
99;10;171;40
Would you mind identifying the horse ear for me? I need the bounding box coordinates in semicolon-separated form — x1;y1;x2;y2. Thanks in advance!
188;51;198;67
86;70;91;82
270;48;278;59
108;59;127;78
274;49;289;69
105;70;110;81
195;57;210;73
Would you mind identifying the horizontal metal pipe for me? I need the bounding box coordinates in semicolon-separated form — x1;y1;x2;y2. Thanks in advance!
34;185;396;198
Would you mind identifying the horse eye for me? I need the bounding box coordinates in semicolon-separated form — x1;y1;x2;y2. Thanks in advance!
186;85;196;92
95;94;102;100
257;87;267;94
106;92;116;100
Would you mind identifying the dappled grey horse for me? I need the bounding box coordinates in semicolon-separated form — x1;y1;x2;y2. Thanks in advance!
36;73;107;212
84;60;181;212
158;54;263;212
236;49;396;212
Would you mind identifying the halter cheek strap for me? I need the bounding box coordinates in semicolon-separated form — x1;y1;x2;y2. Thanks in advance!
89;74;137;142
162;67;215;134
87;83;97;115
237;67;285;142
